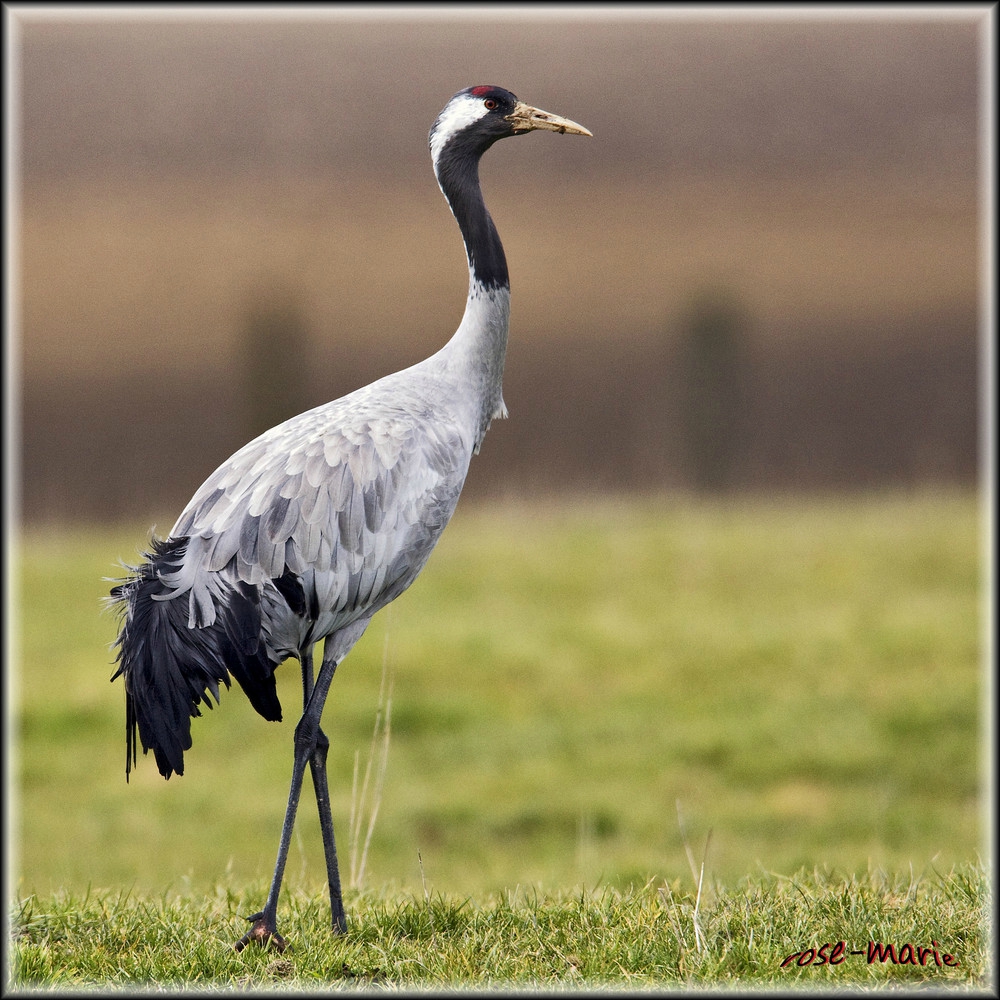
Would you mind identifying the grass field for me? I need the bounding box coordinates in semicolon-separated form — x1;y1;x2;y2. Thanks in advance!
9;866;990;988
7;490;989;987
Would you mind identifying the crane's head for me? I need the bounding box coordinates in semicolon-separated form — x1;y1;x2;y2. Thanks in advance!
430;86;591;166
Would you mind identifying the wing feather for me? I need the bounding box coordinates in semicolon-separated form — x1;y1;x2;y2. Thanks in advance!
299;481;331;526
239;514;260;566
304;450;329;489
207;524;242;573
264;494;297;542
164;388;473;641
278;471;304;500
328;462;354;512
284;449;309;477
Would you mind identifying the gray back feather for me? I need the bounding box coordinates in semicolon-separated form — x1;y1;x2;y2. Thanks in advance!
160;367;474;657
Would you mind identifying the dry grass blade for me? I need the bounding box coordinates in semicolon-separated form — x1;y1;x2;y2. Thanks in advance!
676;800;712;954
348;633;393;891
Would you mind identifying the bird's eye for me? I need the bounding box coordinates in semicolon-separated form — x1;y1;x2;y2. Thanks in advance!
483;98;498;110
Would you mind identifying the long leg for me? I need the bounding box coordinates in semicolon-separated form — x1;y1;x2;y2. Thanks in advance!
299;648;348;933
310;729;348;932
235;650;340;952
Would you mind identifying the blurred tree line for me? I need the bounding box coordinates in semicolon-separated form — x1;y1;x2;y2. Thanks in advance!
19;280;977;526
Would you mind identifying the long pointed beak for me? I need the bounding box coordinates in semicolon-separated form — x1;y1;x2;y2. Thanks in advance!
506;101;592;137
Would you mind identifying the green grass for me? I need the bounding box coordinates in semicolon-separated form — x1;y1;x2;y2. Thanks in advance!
7;490;989;986
9;866;991;988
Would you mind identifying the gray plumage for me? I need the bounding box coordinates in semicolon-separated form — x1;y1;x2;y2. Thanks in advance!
165;327;502;657
109;85;590;951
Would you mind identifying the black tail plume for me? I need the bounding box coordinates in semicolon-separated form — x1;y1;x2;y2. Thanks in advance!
109;536;282;779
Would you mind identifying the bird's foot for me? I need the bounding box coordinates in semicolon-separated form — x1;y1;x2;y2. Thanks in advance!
234;911;288;953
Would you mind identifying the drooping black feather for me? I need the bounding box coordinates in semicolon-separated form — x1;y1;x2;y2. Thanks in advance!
110;536;283;780
273;569;306;617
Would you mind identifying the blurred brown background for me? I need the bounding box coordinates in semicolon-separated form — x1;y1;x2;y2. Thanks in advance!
11;9;984;524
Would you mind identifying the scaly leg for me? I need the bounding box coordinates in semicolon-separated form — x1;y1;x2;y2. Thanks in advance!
309;727;347;932
296;646;348;931
235;650;339;952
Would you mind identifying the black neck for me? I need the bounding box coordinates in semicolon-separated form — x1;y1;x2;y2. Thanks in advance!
435;142;509;291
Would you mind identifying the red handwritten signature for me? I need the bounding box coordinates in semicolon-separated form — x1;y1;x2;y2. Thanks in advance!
781;941;959;968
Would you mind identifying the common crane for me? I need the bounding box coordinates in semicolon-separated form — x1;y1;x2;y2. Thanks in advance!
110;85;590;951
